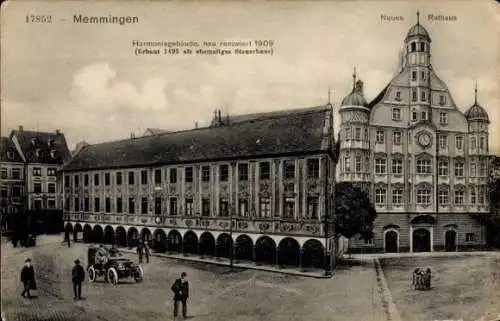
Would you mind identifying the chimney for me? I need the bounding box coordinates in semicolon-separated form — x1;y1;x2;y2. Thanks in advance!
56;129;61;135
218;110;222;122
195;121;198;129
130;132;135;139
19;125;23;132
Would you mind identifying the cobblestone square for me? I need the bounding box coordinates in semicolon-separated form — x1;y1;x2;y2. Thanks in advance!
1;235;387;321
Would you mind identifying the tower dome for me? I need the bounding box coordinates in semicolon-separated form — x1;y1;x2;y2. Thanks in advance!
465;84;489;123
405;11;431;42
340;69;368;107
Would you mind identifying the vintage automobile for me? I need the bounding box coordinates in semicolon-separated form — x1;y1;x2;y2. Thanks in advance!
87;245;144;285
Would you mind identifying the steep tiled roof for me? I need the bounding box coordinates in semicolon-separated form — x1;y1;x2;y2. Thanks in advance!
367;84;390;109
10;129;71;165
63;106;332;172
144;128;170;135
0;137;23;163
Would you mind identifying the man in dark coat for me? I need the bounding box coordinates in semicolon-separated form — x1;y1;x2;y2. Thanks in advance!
136;241;143;263
20;258;36;298
171;272;189;319
72;259;85;300
144;241;150;264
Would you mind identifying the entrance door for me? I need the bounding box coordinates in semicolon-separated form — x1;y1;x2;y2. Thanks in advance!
385;231;399;253
412;228;431;252
445;230;457;252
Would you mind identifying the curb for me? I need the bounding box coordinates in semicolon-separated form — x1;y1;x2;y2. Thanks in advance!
119;248;332;279
374;258;402;321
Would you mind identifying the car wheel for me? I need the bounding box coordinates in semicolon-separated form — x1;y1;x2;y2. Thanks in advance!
88;266;96;282
134;265;144;283
107;267;119;285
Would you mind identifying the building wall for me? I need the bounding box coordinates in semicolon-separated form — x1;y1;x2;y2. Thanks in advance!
26;164;61;211
0;162;24;221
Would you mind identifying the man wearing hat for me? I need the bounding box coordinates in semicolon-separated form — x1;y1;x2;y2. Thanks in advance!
20;258;36;298
171;272;189;319
72;259;85;300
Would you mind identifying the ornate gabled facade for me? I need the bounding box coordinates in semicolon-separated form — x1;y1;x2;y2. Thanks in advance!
0;137;24;231
62;106;338;273
338;12;489;253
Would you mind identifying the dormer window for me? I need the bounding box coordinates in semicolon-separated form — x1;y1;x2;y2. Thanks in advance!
48;139;55;147
439;95;446;106
395;91;401;101
31;138;37;146
50;150;58;159
6;150;14;160
35;149;41;157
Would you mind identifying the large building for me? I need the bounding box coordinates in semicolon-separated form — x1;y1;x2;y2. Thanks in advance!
0;127;71;232
338;13;490;253
62;106;338;272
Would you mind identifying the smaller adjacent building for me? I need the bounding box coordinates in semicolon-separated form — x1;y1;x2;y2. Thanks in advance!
490;155;500;180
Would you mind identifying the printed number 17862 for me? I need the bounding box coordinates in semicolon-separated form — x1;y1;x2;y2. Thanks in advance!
25;15;52;23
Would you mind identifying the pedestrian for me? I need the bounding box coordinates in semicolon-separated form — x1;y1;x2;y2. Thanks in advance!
144;241;150;264
171;272;189;320
72;259;85;300
20;258;36;298
66;230;71;248
136;241;143;264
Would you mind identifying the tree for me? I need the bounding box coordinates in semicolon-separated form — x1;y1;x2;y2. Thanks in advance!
334;181;377;240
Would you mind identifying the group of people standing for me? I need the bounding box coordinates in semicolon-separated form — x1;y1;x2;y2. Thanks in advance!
136;240;151;264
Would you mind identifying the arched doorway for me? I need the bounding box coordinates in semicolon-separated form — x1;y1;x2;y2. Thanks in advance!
183;231;198;255
104;225;115;244
235;235;253;261
445;230;457;252
140;228;152;246
115;226;127;247
216;233;233;259
127;227;139;247
255;236;276;265
152;229;167;253
167;230;182;253
199;232;216;257
278;238;300;267
302;239;324;269
412;228;431;252
73;224;83;242
92;225;104;243
83;224;92;243
384;230;399;253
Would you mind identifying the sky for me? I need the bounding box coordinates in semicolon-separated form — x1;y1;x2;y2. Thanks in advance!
1;0;499;153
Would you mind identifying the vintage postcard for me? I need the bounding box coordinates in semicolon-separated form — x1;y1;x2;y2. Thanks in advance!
1;0;499;321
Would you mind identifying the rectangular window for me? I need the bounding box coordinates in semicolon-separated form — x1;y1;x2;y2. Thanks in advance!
155;169;162;184
284;160;295;179
116;197;122;213
34;183;42;193
12;168;21;179
375;158;386;174
259;162;270;180
116;172;122;185
238;163;249;181
439;135;447;149
105;173;111;186
421;70;426;80
416;189;432;205
438;190;448;205
421;111;428;120
105;198;111;213
220;164;229;182
479;162;486;176
94;173;100;186
84;174;89;186
33;167;42;176
141;197;148;214
169;168;177;184
128;172;135;185
84;198;90;212
259;197;271;218
455;136;463;150
465;233;475;242
141;170;148;185
393;131;402;145
202;198;210;216
307;159;320;178
392;108;401;120
471;137;476;149
392;159;403;174
94;197;100;212
74;175;80;187
354;128;361;140
155;197;162;215
283;198;295;219
376;130;385;144
185;198;194;216
47;168;57;176
202;166;210;182
438;160;448;176
355;157;362;173
64;175;70;187
239;199;249;217
395;91;401;101
439;95;446;105
392;189;403;205
12;186;21;197
412;110;418;121
421;91;426;102
307;196;319;219
169;198;178;216
412;89;417;101
64;198;70;211
345;127;351;140
416;159;432;174
375;188;386;204
470;163;477;177
454;190;464;204
412;71;417;81
0;186;7;197
128;197;135;214
219;199;229;217
185;167;193;183
75;198;80;212
48;199;56;209
344;156;351;173
470;189;476;204
439;112;447;124
48;183;56;194
478;186;485;204
479;137;485;149
455;163;464;177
